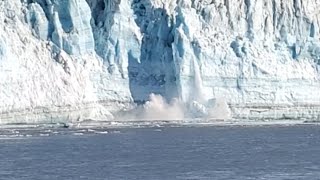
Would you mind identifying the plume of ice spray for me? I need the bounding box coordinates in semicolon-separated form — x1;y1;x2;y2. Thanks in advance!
207;98;232;120
142;94;184;120
115;94;232;121
116;58;232;121
192;59;232;120
115;60;232;121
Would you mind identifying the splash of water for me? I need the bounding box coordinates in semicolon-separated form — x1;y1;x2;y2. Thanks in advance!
115;59;232;121
192;59;231;120
115;94;231;121
207;98;232;120
142;94;184;120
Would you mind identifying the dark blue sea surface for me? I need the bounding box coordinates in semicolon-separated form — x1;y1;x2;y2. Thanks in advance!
0;125;320;179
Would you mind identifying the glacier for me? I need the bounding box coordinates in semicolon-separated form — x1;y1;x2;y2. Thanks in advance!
0;0;319;124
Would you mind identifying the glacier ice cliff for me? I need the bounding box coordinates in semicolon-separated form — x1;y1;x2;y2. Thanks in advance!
0;0;320;123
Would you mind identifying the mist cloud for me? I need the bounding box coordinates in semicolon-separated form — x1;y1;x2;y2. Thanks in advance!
115;94;232;121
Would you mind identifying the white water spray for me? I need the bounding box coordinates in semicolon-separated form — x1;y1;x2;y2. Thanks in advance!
142;94;184;120
207;98;232;120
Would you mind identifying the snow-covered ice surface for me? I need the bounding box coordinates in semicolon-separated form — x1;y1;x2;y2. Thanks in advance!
0;0;320;124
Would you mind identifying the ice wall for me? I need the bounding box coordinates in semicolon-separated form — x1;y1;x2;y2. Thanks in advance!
0;0;319;123
25;0;95;55
171;0;320;119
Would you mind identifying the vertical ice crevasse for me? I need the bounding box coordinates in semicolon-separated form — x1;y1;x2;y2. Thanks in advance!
75;0;85;54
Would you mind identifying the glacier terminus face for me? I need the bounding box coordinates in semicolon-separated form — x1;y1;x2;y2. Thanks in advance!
0;0;319;123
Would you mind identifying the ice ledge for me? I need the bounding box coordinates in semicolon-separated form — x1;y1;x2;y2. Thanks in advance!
0;101;132;124
1;103;320;124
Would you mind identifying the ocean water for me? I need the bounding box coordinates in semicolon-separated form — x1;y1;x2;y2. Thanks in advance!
0;125;320;179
